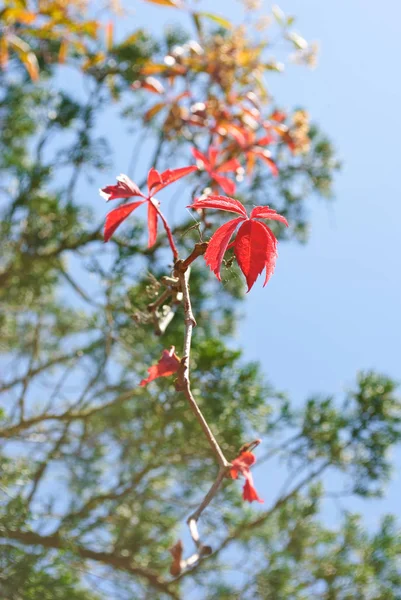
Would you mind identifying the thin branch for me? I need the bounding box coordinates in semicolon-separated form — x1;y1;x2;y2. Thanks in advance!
0;388;137;439
175;267;229;469
173;460;331;582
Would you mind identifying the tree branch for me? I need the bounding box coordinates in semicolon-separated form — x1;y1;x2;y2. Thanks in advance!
3;528;179;599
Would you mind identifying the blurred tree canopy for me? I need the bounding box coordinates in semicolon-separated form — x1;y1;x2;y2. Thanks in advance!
0;1;400;599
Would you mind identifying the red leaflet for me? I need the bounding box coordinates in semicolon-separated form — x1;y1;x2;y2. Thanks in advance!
190;195;247;217
234;220;271;292
250;206;289;226
132;76;165;95
148;166;197;195
139;346;181;387
230;450;263;504
192;147;240;195
205;217;244;281
187;195;288;291
100;166;197;257
104;201;145;242
99;174;144;201
227;128;279;177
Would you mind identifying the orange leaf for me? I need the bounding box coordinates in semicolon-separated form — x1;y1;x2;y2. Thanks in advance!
143;0;183;7
8;34;39;81
0;36;9;70
58;39;68;64
144;102;165;122
105;21;113;51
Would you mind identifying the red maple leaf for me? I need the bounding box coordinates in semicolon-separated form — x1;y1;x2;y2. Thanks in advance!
139;346;181;387
192;147;241;196
230;449;263;504
188;195;288;291
228;128;278;177
100;166;197;258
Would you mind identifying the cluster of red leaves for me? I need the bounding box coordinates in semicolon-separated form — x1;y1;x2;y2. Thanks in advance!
188;195;288;291
140;346;263;504
191;146;241;195
132;24;313;179
230;449;263;503
100;166;196;257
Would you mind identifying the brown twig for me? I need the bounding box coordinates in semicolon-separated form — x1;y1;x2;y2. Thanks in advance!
174;242;208;273
175;268;229;469
172;264;231;574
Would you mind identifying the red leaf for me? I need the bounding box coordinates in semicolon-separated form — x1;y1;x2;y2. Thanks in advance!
243;478;264;503
139;346;181;387
230;451;256;479
207;146;219;169
256;134;275;146
104;201;145;242
147;167;163;194
132;76;165;94
212;173;236;196
189;195;247;217
230;450;263;503
217;157;241;173
270;109;287;122
147;201;158;247
250;206;289;227
205;217;244;281
149;166;197;195
191;147;209;167
252;149;279;176
258;222;278;287
100;174;144;201
234;219;271;292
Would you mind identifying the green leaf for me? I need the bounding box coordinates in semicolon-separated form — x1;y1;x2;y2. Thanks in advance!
272;4;286;26
196;11;232;30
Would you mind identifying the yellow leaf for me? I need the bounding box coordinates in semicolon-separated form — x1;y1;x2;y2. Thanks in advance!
2;8;37;25
8;34;39;81
82;51;106;70
196;12;232;30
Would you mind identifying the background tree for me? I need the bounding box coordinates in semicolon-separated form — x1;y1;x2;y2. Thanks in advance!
1;1;400;599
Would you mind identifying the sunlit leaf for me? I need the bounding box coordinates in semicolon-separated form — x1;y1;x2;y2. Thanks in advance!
0;36;9;70
58;39;68;64
287;31;308;50
8;34;39;81
196;12;232;30
106;21;114;51
272;4;285;25
144;102;165;121
142;0;183;7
